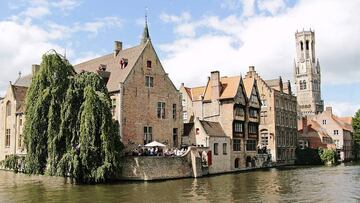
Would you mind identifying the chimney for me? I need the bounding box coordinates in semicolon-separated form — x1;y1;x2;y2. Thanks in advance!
325;106;332;115
32;64;40;75
114;41;122;57
210;71;221;100
302;116;308;133
249;66;255;72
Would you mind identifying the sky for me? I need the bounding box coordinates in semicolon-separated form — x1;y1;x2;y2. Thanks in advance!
0;0;359;116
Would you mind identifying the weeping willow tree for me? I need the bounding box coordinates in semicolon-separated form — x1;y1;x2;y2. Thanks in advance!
23;51;123;183
56;72;123;183
23;52;74;175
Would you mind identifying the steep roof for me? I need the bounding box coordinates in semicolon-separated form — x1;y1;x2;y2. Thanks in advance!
200;120;227;137
183;123;194;137
14;74;32;87
184;86;206;101
243;77;255;98
203;76;241;101
12;85;28;101
265;78;281;88
74;42;147;92
332;115;353;132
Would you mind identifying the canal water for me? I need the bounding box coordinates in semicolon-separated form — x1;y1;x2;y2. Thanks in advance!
0;163;359;203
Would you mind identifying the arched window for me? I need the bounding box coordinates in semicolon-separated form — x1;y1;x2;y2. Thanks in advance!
306;40;309;50
300;41;304;50
234;158;240;169
6;101;11;116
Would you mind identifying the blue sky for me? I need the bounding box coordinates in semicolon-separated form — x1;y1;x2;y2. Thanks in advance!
0;0;359;116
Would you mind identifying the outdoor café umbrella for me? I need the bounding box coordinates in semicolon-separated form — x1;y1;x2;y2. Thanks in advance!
145;141;166;147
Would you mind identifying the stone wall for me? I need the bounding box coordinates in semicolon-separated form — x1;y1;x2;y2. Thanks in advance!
120;148;202;180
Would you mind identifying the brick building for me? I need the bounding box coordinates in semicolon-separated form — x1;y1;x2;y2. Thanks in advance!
244;66;298;165
74;22;183;151
0;23;183;160
180;70;261;169
302;107;353;161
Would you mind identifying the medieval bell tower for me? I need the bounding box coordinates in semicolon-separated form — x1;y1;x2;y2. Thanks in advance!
294;30;324;116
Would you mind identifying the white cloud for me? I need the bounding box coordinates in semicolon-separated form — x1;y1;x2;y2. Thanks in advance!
257;0;286;15
20;6;51;19
0;20;64;90
160;12;191;23
160;0;360;89
71;52;102;65
51;0;82;11
326;101;360;117
242;0;256;17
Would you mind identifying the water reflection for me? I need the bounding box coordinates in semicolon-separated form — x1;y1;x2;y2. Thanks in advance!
0;163;360;202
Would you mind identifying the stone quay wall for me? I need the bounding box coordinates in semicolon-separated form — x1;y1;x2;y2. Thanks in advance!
120;147;202;181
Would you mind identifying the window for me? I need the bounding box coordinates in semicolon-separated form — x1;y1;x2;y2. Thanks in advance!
234;105;245;117
145;76;154;87
6;101;11;116
147;60;152;68
322;120;327;125
195;128;200;135
144;126;152;145
5;129;10;147
223;143;227;155
300;41;304;50
234;158;240;168
183;112;188;120
18;134;22;148
300;80;307;90
261;133;268;146
248;123;258;134
157;102;165;119
233;139;241;151
173;128;178;147
234;122;243;134
19;116;23;126
111;98;116;117
246;140;256;151
214;143;219;155
334;130;339;135
249;109;258;118
306;40;309;50
172;104;177;119
262;99;267;107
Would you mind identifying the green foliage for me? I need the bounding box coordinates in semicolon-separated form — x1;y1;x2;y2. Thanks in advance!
353;109;360;159
295;147;322;165
318;148;338;165
23;52;74;175
1;155;24;173
23;51;123;183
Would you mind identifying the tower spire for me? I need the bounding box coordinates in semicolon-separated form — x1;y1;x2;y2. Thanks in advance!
141;7;150;44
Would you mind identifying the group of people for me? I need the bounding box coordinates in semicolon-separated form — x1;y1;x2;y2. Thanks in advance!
131;146;188;157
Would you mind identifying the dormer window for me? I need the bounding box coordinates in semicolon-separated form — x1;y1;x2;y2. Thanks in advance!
147;60;152;68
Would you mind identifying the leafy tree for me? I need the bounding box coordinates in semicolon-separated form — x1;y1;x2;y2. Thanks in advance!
318;148;338;165
352;109;360;160
23;51;123;183
23;52;74;175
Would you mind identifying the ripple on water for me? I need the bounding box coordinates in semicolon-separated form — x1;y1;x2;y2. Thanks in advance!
0;163;360;202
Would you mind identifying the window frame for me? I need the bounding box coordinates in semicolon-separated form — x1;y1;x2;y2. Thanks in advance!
144;126;153;145
246;139;257;151
145;76;154;87
233;139;241;151
157;102;166;119
214;143;219;155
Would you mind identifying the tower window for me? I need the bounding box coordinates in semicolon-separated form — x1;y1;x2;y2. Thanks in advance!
306;40;309;50
147;60;152;68
300;80;307;90
300;41;304;51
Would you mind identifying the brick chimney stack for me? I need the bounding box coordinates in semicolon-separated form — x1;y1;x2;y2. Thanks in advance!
114;41;122;57
32;64;40;75
210;71;221;100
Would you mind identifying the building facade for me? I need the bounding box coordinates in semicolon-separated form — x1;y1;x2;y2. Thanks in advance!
74;23;183;151
294;30;324;116
0;23;183;160
180;71;262;169
309;107;353;161
245;66;298;165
